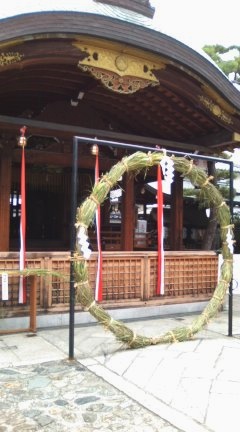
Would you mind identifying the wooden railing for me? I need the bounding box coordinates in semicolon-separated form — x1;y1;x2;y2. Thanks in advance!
89;230;151;250
89;230;122;251
0;251;218;316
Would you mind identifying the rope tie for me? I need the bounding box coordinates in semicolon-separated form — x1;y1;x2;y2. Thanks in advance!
202;176;214;187
218;279;229;286
85;300;96;311
89;194;100;206
217;201;227;209
222;240;236;246
122;159;129;171
202;311;209;323
108;317;115;327
169;331;178;343
187;327;193;338
74;280;88;289
185;160;194;175
70;255;84;262
213;294;223;302
129;331;137;346
147;151;154;166
75;222;88;229
102;175;114;189
221;224;234;229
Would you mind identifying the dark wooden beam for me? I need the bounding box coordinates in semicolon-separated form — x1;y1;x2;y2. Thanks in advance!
191;130;239;149
13;148;112;170
0;148;13;251
0;114;209;152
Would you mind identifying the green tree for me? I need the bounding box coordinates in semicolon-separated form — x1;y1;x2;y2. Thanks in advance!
203;44;240;84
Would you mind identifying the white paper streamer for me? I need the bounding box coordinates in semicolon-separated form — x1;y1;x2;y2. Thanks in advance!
77;227;92;259
160;155;174;195
226;228;234;254
1;273;9;300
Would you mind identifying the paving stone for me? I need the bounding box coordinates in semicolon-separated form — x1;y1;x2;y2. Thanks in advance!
75;395;100;405
54;399;69;406
0;360;180;431
82;412;98;423
36;414;54;427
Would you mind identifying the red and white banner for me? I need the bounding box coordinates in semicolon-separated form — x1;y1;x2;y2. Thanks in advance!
157;165;164;295
19;128;27;304
94;148;103;302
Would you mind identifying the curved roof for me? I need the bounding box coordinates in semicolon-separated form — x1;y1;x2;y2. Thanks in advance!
0;0;154;27
0;10;239;153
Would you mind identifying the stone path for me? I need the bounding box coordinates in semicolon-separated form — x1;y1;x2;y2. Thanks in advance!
0;359;180;432
1;295;240;432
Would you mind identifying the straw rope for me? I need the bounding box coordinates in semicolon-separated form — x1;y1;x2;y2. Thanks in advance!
72;151;234;348
185;159;194;175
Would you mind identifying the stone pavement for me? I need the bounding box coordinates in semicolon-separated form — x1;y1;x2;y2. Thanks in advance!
1;295;240;432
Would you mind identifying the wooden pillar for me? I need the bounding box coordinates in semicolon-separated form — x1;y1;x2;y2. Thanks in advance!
121;174;135;250
169;172;183;250
0;146;12;251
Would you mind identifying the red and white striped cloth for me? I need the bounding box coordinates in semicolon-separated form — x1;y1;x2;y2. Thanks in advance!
157;165;164;295
19;142;26;303
94;148;103;302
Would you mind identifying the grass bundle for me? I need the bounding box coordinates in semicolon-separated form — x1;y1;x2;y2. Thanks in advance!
74;151;233;348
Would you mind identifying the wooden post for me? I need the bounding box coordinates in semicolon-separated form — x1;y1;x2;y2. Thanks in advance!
0;147;13;251
121;174;135;250
0;275;37;335
29;276;37;333
43;257;52;309
142;254;149;300
169;172;183;250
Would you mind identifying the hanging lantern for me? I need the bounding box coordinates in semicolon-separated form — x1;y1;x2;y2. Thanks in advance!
17;126;27;148
91;143;99;156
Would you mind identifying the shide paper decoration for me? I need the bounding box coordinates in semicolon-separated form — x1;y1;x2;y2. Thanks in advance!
76;226;92;260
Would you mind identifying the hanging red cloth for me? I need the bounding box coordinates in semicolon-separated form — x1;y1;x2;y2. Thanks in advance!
18;127;27;304
94;147;103;302
157;165;164;295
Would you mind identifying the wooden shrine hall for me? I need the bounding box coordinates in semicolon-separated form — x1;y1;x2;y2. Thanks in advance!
0;0;240;318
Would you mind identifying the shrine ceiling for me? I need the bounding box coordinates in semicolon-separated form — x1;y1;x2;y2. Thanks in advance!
0;12;239;155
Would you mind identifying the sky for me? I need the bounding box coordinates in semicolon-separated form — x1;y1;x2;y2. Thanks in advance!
151;0;240;51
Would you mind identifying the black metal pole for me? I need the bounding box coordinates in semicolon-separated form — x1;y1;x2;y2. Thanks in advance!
228;160;234;337
73;135;230;164
69;137;78;360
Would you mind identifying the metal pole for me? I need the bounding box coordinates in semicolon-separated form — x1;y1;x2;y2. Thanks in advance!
74;135;230;164
228;160;234;337
69;137;78;360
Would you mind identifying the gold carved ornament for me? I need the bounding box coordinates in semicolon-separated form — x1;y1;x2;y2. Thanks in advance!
199;95;233;125
79;64;158;94
0;52;24;66
73;43;165;94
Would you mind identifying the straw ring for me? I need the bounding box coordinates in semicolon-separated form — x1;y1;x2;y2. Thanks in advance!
74;151;233;349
